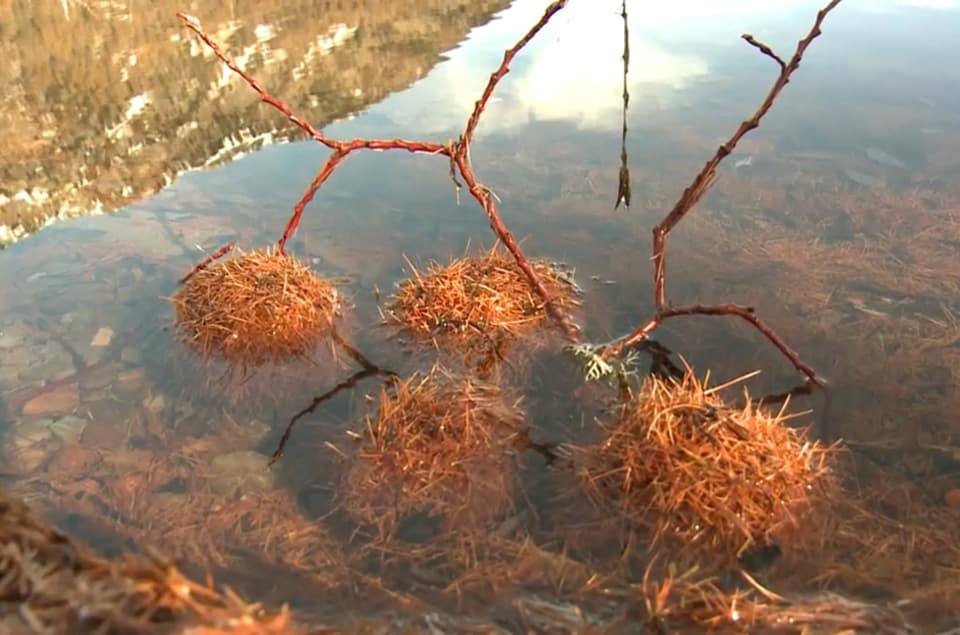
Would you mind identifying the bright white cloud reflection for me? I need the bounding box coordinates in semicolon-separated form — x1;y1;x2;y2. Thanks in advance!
374;0;952;134
377;0;830;133
899;0;959;7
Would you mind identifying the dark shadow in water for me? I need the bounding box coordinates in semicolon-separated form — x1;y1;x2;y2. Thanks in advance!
268;330;398;467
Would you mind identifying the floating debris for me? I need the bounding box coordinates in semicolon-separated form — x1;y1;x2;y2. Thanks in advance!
386;246;582;375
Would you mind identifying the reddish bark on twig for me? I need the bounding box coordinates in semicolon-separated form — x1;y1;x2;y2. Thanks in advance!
178;241;235;284
618;304;823;385
280;139;447;254
177;0;840;386
449;0;579;340
175;2;580;341
606;0;843;387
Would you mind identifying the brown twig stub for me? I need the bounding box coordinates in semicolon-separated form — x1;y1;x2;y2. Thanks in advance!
610;0;843;387
741;34;786;72
178;241;234;284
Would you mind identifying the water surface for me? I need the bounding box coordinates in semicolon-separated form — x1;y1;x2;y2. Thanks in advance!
2;0;960;631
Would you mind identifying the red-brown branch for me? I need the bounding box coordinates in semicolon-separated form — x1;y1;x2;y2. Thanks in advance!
448;0;579;340
461;0;567;146
619;304;823;385
607;0;843;387
177;12;338;151
651;0;842;309
176;2;580;342
451;152;581;340
278;139;448;253
176;12;450;253
177;1;840;383
178;241;234;284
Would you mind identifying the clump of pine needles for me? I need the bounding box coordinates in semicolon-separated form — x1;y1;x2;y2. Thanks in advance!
385;246;581;373
172;247;341;366
578;371;836;562
631;557;913;634
0;485;299;634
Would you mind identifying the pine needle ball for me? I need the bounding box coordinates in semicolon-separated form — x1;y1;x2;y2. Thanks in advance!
342;367;524;532
580;373;834;561
172;248;340;365
387;247;581;350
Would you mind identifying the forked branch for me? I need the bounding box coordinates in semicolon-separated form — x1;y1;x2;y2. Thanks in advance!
178;0;841;388
175;2;579;341
605;0;843;388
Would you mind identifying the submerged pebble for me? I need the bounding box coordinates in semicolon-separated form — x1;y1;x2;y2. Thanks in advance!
945;488;960;509
208;450;273;496
49;415;89;443
89;327;114;347
4;418;62;472
115;367;146;393
80;419;126;449
46;444;100;474
17;343;76;384
79;363;121;391
143;393;166;414
21;384;80;416
10;419;56;448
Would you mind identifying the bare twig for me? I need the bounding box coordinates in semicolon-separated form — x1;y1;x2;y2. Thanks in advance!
741;34;786;73
178;1;842;384
618;303;824;384
459;0;568;146
178;242;234;284
448;0;581;341
606;0;843;387
175;3;580;341
615;0;631;210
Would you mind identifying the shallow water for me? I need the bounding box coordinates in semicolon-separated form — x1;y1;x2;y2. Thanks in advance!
2;0;960;631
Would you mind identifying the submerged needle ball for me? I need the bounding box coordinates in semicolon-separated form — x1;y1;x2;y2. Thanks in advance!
342;366;524;531
580;372;835;561
172;247;340;365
